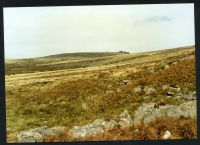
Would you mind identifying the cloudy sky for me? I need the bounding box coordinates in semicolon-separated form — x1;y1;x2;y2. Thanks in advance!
4;4;194;59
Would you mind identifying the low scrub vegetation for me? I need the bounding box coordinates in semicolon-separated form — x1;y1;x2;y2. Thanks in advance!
5;46;196;142
42;117;197;142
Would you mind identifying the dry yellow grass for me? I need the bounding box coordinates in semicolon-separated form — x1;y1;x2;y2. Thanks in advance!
5;46;196;142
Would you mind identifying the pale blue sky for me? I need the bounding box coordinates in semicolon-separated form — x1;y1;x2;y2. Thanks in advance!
3;4;194;59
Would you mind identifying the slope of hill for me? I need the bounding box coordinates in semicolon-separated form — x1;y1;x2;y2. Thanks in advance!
5;46;196;142
5;46;193;75
5;52;124;75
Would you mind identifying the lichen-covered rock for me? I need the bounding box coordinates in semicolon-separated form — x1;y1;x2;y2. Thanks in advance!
120;110;131;118
44;126;68;137
133;86;142;93
69;118;120;138
118;110;133;127
143;86;156;95
118;118;133;127
17;126;68;142
179;101;197;118
182;91;196;100
162;85;181;95
69;110;133;138
17;126;47;142
133;101;196;126
69;125;104;138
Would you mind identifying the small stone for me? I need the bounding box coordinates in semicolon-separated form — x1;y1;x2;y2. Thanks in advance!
123;80;130;85
133;86;142;93
165;65;170;69
172;62;177;65
163;130;172;139
143;86;156;95
120;110;131;118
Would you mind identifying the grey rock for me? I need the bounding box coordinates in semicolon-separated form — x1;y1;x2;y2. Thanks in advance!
69;119;105;138
183;91;196;100
133;101;196;126
133;86;142;93
44;126;68;137
143;86;156;95
172;62;177;65
118;110;133;128
17;126;68;142
118;118;133;128
163;130;172;139
120;110;131;118
69;118;119;138
69;110;133;138
179;101;197;118
101;120;118;130
18;137;37;143
123;80;130;85
17;126;47;142
162;85;181;95
165;65;170;69
70;126;103;138
92;119;104;127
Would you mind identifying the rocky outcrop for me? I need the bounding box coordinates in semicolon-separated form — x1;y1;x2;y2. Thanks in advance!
17;126;68;143
16;100;197;142
133;101;196;126
16;110;133;142
69;110;133;138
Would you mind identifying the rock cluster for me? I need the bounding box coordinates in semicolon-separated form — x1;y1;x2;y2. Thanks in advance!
16;100;196;142
17;126;68;143
133;85;156;95
133;84;196;101
69;110;133;138
16;110;133;142
133;101;196;126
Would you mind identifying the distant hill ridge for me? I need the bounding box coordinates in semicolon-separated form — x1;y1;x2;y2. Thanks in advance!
5;45;195;75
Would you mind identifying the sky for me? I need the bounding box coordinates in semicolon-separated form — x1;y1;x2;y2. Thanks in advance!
3;4;195;59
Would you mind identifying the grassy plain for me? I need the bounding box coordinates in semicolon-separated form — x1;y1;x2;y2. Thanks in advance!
5;46;196;141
